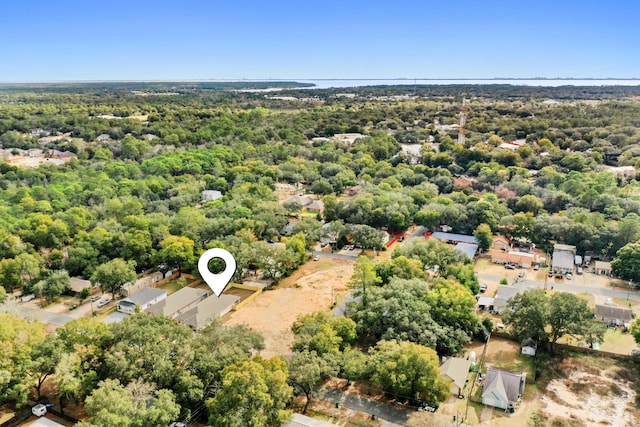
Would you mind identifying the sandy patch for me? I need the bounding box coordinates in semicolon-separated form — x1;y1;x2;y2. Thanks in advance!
224;258;353;357
539;364;637;426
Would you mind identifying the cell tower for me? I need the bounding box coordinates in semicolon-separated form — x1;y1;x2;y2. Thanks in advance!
458;97;467;146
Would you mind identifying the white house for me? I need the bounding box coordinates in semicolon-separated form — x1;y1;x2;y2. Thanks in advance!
482;368;526;411
117;288;167;314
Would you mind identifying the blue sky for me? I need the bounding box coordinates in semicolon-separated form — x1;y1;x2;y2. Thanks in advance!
1;0;639;81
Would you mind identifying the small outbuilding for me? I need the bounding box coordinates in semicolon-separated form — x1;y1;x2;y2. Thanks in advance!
594;261;612;276
521;339;537;356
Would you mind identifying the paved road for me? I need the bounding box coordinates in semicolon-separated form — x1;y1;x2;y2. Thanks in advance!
317;387;410;426
310;250;359;261
477;272;640;301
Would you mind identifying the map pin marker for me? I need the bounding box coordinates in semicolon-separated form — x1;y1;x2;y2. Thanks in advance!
198;248;236;297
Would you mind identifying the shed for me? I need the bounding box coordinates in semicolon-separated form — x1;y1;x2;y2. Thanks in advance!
482;368;526;411
521;338;537;356
595;261;612;276
439;357;471;396
306;199;325;213
176;294;240;329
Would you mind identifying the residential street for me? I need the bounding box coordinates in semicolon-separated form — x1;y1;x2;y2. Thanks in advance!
317;386;409;426
476;272;640;301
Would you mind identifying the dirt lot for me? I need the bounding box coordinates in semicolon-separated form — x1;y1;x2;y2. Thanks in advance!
224;258;353;357
538;355;640;426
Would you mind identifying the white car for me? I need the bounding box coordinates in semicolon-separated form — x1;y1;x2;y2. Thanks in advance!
566;273;572;280
97;298;111;308
313;255;320;261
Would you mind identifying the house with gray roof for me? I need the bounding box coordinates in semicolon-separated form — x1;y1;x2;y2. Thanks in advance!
482;368;526;411
552;244;576;275
147;287;208;318
595;304;632;326
440;357;471;396
431;232;478;245
176;294;240;329
491;285;536;315
455;242;479;260
117;288;167;315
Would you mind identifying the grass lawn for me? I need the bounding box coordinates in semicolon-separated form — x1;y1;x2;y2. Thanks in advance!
158;277;189;295
600;328;637;354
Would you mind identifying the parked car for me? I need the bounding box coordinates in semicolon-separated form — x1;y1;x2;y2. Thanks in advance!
479;284;487;293
398;236;404;242
576;266;583;275
505;264;515;270
313;255;320;261
631;349;640;357
566;273;573;280
518;271;525;278
90;295;101;302
97;298;111;308
533;264;540;271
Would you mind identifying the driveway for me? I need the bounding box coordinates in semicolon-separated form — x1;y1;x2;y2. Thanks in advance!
317;386;410;426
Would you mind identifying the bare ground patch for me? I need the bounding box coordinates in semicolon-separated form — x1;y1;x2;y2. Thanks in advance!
224;258;353;357
539;358;639;426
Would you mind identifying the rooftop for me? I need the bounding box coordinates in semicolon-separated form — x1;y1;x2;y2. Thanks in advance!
431;232;478;245
483;368;526;404
147;287;208;317
123;287;167;306
440;357;472;389
177;294;240;329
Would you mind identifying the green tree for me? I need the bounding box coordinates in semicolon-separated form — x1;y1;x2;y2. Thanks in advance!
369;340;449;404
0;314;46;407
91;258;137;299
206;357;292;427
515;194;544;215
104;314;203;407
473;223;493;251
287;351;338;413
154;235;196;277
502;290;601;352
612;242;640;282
341;348;369;385
77;379;180;427
0;258;22;293
292;311;356;355
350;256;381;306
28;335;64;399
34;270;70;304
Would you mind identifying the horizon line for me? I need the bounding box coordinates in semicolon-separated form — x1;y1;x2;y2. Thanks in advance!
1;77;640;84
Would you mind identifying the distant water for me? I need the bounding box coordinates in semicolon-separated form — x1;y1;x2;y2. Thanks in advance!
295;79;640;89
